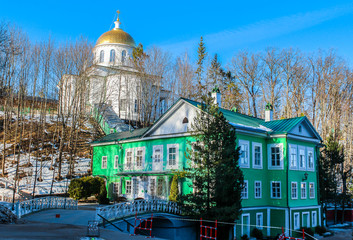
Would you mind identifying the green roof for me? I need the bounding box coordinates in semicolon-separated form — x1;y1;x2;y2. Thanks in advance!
91;127;149;144
261;116;305;134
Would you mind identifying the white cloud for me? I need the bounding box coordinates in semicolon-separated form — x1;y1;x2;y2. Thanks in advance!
159;3;353;56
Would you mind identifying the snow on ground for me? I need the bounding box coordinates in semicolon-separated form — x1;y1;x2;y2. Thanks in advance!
0;112;94;201
0;153;91;200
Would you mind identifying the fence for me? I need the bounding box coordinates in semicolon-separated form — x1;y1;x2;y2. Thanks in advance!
95;199;180;223
11;196;78;218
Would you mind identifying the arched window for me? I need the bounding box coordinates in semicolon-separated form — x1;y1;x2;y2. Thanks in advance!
99;50;104;63
109;49;115;63
121;50;127;64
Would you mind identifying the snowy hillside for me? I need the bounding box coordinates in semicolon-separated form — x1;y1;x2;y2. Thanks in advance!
0;112;99;201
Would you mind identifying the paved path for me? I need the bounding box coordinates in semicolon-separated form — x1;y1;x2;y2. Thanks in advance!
16;207;165;240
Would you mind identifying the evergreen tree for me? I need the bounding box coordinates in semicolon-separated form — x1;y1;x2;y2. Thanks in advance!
180;93;243;223
195;37;207;99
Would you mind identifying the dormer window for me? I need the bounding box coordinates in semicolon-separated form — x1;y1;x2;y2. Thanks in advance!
122;50;127;64
110;49;116;63
299;125;302;133
99;50;104;63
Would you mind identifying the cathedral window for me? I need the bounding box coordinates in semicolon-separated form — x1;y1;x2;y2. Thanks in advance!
99;50;104;63
122;50;127;64
110;49;116;63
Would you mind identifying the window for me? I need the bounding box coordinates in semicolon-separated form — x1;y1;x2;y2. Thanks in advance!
309;182;315;199
299;148;306;169
290;145;297;169
271;181;281;199
241;180;248;199
294;213;300;230
134;99;140;113
239;140;250;168
114;155;119;169
125;149;133;170
110;129;114;134
101;156;107;169
254;181;262;199
167;144;179;169
268;144;283;169
312;211;317;227
135;147;145;169
120;99;127;111
99;50;104;63
133;178;139;196
112;182;119;194
157;178;164;196
109;49;115;63
301;182;307;199
291;182;298;199
154;148;162;163
125;180;132;195
149;178;156;197
307;148;314;170
253;142;262;168
121;50;127;63
256;213;263;229
299;125;302;133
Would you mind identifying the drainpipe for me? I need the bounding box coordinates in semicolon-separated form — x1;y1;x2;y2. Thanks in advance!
286;136;291;236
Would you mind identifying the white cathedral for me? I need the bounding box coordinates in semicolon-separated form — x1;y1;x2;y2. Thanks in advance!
61;11;170;132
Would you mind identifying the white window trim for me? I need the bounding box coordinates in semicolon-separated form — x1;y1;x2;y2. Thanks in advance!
152;145;163;165
298;146;306;170
167;144;179;170
256;212;263;229
268;143;284;170
113;155;119;169
242;180;249;199
124;149;134;170
312;211;317;227
302;212;310;228
239;140;250;168
125;180;132;195
254;181;262;199
101;156;107;169
252;142;263;169
112;182;120;194
301;182;307;199
294;212;300;230
135;147;146;170
271;181;281;199
291;182;298;199
307;147;315;171
309;182;315;199
289;144;298;170
241;213;250;237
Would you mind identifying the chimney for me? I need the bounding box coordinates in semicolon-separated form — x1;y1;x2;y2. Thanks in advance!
265;103;273;121
211;86;221;107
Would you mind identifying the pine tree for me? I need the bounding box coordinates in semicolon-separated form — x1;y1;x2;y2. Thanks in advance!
180;93;243;223
195;37;206;99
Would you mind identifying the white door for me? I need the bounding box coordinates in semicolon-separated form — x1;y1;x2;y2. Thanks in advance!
139;178;147;199
133;178;139;199
153;145;163;171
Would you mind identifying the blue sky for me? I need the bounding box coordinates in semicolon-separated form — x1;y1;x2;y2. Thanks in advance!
1;0;353;64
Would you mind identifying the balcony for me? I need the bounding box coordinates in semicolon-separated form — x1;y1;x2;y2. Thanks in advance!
115;162;176;176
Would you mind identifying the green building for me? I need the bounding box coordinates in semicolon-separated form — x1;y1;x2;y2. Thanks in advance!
90;96;322;238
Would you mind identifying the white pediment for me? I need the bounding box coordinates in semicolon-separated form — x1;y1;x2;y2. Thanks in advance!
145;100;198;137
289;119;321;140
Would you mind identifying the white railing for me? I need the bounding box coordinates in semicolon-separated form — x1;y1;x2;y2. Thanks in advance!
96;199;180;222
12;196;78;218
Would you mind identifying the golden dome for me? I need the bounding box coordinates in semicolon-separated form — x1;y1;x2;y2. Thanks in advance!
96;28;136;47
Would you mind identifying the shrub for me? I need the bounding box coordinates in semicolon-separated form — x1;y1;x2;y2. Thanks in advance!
251;227;263;239
241;234;249;240
169;175;179;202
68;176;109;204
315;225;327;235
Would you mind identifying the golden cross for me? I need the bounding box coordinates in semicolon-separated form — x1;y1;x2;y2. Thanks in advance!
117;10;120;21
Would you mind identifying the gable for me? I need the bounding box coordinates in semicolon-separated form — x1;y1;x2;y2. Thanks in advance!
144;100;198;137
289;118;321;141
